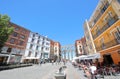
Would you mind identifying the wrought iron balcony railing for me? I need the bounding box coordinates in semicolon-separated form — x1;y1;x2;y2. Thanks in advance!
96;38;120;51
93;2;109;25
93;15;119;39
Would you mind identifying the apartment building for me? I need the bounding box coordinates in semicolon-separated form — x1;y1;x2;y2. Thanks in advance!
22;32;51;63
75;37;88;56
50;40;55;60
0;22;30;64
54;42;61;58
50;41;61;61
88;0;120;64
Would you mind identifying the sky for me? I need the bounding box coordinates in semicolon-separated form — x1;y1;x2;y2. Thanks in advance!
0;0;99;45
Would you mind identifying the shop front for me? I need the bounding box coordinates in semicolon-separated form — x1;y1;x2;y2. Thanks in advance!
0;54;8;65
100;46;120;65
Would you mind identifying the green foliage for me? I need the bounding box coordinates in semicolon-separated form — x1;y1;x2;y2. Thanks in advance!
0;14;14;50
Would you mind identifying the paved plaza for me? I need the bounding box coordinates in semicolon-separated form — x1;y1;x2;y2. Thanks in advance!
0;63;62;79
0;62;120;79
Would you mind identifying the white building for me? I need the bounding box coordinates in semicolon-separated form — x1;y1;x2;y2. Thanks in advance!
41;36;51;60
22;32;50;64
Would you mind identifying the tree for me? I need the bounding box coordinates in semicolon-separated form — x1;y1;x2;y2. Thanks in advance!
0;14;13;50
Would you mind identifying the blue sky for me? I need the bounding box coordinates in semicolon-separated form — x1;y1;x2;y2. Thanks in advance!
0;0;99;45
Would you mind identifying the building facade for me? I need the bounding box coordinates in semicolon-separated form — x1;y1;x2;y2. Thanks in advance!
54;42;61;57
75;37;88;56
75;39;84;56
50;40;55;60
50;41;61;61
83;20;97;55
22;32;51;63
0;22;30;64
88;0;120;64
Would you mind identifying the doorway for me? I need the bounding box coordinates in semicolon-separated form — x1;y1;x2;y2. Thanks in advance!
0;56;8;65
103;54;113;66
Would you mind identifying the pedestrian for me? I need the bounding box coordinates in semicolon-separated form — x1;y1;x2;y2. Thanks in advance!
63;60;66;65
52;60;54;65
40;61;42;66
89;63;97;79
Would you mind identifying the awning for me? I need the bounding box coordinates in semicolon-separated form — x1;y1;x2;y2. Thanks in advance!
78;55;88;60
24;57;39;59
73;53;101;60
84;53;101;60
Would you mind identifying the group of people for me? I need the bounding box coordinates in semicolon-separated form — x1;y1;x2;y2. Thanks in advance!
51;59;66;65
74;59;120;79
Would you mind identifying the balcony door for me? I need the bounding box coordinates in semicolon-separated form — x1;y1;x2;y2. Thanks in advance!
114;27;120;43
103;54;113;65
100;38;105;49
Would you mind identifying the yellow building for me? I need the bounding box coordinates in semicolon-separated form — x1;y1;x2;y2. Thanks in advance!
88;0;120;65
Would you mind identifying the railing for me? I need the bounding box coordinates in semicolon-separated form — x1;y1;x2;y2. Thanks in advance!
93;2;109;25
96;38;120;51
93;15;119;39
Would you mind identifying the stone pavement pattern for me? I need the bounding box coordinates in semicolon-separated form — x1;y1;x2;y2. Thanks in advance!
0;63;62;79
0;62;120;79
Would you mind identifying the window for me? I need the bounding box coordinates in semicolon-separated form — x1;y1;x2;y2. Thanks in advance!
19;41;24;45
54;48;57;52
86;35;90;40
96;25;100;36
7;48;12;53
30;44;33;49
37;40;39;43
28;51;31;57
43;38;45;41
31;39;34;42
114;27;120;43
117;27;120;34
46;47;49;50
55;49;57;53
41;47;44;51
35;52;37;57
46;43;49;45
36;46;39;50
55;47;57;50
12;32;18;37
42;42;44;45
38;36;40;39
108;11;113;17
118;0;120;4
20;35;25;39
9;38;15;44
33;34;35;37
100;38;105;49
79;46;82;52
15;27;19;31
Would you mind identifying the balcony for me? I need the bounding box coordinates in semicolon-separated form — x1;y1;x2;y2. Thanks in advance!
93;15;119;39
93;2;109;25
96;38;120;51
